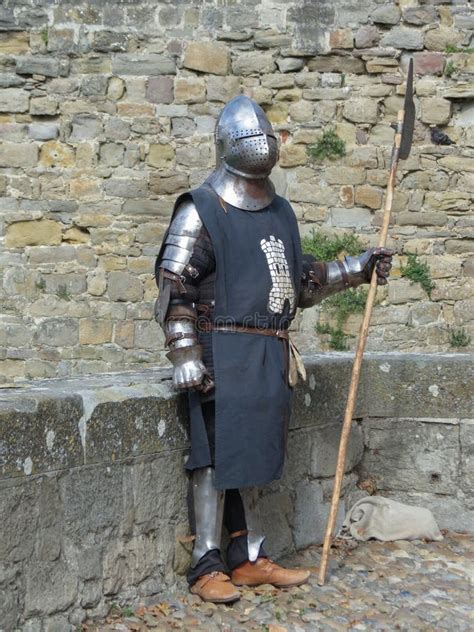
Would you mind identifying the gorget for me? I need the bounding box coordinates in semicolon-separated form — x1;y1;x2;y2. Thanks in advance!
206;165;275;212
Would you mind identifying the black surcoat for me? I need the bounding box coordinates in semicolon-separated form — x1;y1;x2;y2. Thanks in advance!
162;186;303;489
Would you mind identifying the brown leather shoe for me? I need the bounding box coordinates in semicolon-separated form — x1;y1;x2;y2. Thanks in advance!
190;571;240;603
231;558;311;588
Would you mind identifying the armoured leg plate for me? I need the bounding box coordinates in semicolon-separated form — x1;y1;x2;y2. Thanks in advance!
191;467;225;568
239;487;266;562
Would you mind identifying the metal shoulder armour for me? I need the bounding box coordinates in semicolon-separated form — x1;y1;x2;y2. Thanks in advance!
160;199;203;276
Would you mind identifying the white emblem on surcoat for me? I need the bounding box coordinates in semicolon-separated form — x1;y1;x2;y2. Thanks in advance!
260;235;295;314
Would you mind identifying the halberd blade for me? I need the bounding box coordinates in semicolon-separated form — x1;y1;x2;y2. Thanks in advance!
400;58;415;160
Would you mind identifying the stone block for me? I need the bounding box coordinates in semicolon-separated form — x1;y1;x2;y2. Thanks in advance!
0;142;38;168
87;269;106;297
16;55;60;77
355;25;380;49
259;490;294;559
108;271;143;302
183;41;230;76
5;220;62;248
381;27;424;50
438;156;474;173
175;145;211;168
289;100;314;123
146;76;174;104
413;52;445;76
0;88;29;113
343;98;379;123
307;55;365;74
388;278;427;304
420;97;451;125
81;75;108;97
360;418;460;495
112;53;176;76
79;319;113;345
424;191;471;213
396;211;446;227
69;115;103;141
40;141;75;168
279;144;307;168
294;480;345;548
355;185;383;209
149;172;188;195
207;75;241;103
276;57;305;73
104;118;130;142
403;6;437;26
366;57;399;73
0;30;29;54
371;5;401;25
107;76;125;101
325;166;365;185
99;143;124;167
174;78;206;105
30;97;58;116
28;123;59;141
36;319;79;347
69;178;101;202
92;30;128;53
311;424;364;478
255;30;292;49
424;27;463;52
147;144;174;169
330;207;373;229
330;28;353;50
103;178;147;199
44;273;87;296
303;87;350;101
232;51;276;76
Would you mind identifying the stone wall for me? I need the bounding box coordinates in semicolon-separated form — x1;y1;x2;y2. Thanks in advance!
0;0;473;381
0;353;472;630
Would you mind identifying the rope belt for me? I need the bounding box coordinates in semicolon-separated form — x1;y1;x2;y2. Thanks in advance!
198;322;289;340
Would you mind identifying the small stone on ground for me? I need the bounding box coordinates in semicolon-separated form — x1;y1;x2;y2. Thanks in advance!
86;532;472;631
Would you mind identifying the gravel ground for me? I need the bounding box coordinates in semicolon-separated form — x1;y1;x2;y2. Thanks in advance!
85;532;472;631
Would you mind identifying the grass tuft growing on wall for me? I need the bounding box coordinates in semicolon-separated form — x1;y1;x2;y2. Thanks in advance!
449;328;471;348
308;128;346;162
303;231;368;350
401;254;435;298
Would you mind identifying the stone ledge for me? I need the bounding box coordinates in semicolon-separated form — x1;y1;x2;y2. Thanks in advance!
1;353;472;480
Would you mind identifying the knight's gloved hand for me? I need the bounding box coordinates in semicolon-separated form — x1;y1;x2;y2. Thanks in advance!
342;248;394;288
166;345;215;391
358;247;394;285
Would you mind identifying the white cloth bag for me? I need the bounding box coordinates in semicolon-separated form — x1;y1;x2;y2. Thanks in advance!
341;496;443;542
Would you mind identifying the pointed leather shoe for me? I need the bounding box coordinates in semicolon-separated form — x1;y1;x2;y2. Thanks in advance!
231;558;311;588
190;571;240;603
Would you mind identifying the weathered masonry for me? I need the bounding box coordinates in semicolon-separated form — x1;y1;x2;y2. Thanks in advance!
1;0;473;382
0;353;472;630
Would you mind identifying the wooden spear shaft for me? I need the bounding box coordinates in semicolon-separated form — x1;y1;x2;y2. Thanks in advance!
318;109;404;586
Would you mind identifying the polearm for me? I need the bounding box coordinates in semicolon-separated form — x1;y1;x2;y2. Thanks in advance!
318;59;415;586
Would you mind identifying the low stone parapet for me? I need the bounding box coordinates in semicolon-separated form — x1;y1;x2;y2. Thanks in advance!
0;353;472;630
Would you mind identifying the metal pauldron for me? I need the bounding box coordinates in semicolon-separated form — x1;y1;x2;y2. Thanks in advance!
191;467;225;568
160;200;202;276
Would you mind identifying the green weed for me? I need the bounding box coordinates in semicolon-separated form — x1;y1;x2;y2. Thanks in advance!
301;230;362;261
450;328;471;348
401;254;435;298
56;284;72;301
308;128;346;162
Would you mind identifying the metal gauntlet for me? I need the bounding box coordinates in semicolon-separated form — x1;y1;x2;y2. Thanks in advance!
164;307;212;391
298;248;393;308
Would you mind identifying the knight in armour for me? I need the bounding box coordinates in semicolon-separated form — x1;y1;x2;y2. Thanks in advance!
155;96;393;603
